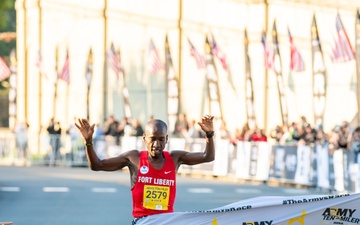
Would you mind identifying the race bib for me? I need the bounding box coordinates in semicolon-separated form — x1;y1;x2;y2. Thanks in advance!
143;185;170;210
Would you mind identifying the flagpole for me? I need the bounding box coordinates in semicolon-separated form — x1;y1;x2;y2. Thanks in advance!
118;48;132;119
103;0;108;121
9;49;17;130
53;45;59;120
244;29;256;129
24;46;28;124
147;75;152;117
23;1;28;124
205;35;224;131
86;48;93;121
263;0;269;132
311;14;326;129
272;20;288;126
66;85;69;126
38;0;43;154
177;0;183;113
356;10;360;127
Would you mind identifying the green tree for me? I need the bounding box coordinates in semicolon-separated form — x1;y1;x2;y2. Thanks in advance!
0;0;15;95
0;0;16;57
0;0;14;30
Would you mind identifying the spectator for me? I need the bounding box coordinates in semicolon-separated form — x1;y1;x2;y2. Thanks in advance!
93;121;107;160
270;125;284;143
250;127;267;142
104;115;119;145
14;121;29;161
279;124;294;144
218;121;231;140
185;119;202;139
292;123;307;143
131;119;144;137
173;113;189;138
350;127;360;163
328;125;341;155
121;117;133;137
303;123;317;145
67;117;81;160
47;118;62;165
338;121;352;150
315;128;328;147
104;115;119;137
236;123;252;142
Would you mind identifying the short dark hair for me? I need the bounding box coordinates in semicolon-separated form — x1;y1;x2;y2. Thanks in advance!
145;119;167;133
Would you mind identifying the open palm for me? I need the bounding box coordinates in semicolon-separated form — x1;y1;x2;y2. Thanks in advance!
75;118;95;141
198;115;214;133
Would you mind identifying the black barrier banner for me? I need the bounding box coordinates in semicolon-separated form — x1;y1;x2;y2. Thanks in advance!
269;144;297;181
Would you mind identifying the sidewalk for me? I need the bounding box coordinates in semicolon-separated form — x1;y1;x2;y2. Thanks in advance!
0;157;88;168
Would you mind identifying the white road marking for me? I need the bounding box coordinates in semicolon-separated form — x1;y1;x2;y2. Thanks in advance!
0;187;20;192
43;187;69;192
235;188;261;194
187;188;214;193
91;188;117;193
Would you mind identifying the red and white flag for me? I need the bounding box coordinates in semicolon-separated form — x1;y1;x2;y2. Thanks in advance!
210;33;228;71
107;42;121;76
187;38;205;69
58;50;70;84
261;31;274;70
148;39;164;75
331;13;355;63
288;28;305;72
0;57;10;82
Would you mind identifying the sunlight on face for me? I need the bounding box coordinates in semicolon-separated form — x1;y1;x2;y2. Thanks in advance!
143;120;168;158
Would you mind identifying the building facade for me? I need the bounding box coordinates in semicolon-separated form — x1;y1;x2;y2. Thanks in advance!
15;0;360;153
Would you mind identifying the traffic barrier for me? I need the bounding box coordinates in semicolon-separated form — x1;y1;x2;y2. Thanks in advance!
1;134;360;193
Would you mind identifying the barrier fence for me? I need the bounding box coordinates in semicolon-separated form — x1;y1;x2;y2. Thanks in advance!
1;133;359;193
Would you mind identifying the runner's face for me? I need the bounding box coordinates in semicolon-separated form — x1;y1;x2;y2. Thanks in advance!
144;124;168;158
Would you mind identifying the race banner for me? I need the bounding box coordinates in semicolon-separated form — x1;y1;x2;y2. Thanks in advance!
136;193;360;225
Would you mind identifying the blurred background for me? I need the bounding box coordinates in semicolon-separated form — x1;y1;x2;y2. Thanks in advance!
1;0;360;224
0;0;360;152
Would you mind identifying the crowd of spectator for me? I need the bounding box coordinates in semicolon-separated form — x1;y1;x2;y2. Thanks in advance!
267;116;360;158
93;115;145;145
8;113;360;166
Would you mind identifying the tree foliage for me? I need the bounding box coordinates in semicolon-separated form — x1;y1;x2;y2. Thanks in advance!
0;0;15;56
0;0;14;30
0;0;15;90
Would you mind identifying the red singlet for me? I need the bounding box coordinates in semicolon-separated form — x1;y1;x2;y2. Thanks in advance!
131;151;177;218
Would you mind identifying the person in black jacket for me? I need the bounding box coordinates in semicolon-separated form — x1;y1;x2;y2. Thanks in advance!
47;118;62;165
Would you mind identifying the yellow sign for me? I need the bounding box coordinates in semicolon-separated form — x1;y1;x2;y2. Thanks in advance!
143;185;170;210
